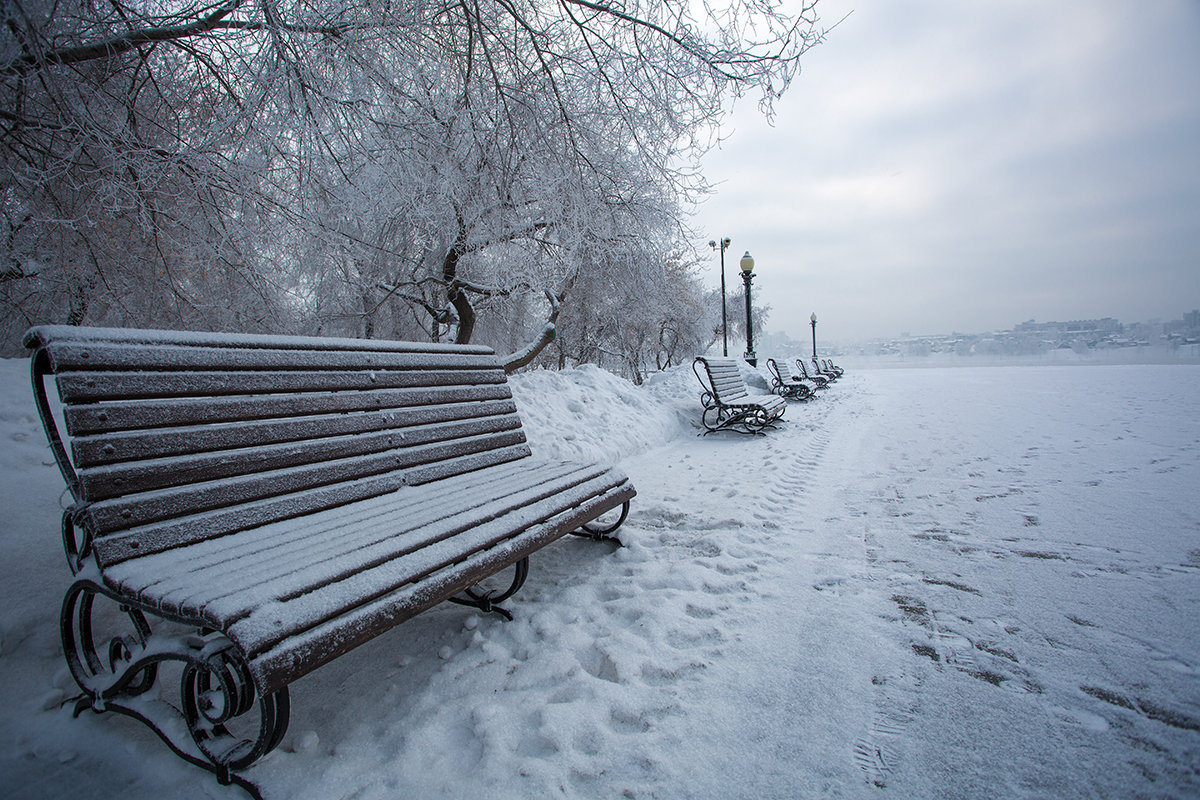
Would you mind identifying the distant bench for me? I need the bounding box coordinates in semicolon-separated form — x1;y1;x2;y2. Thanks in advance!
692;355;786;434
765;357;815;401
26;325;635;794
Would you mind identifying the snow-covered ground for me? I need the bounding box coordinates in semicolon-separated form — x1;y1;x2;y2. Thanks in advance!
2;357;1198;799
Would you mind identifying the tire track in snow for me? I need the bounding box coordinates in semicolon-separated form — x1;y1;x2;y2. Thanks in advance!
756;380;927;791
808;382;926;789
631;381;882;796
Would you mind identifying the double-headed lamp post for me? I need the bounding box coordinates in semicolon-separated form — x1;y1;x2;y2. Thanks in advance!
810;312;818;358
708;237;732;356
740;251;757;366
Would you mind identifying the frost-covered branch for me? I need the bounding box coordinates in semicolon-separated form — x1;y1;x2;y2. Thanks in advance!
502;290;562;373
2;0;245;75
0;0;831;355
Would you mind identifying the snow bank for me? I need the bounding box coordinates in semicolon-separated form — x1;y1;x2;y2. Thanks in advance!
507;363;697;464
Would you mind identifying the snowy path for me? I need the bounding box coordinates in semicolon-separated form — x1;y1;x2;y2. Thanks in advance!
2;362;1198;798
608;395;875;797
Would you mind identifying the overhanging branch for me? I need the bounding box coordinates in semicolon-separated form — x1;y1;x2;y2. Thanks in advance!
3;0;246;75
502;290;562;373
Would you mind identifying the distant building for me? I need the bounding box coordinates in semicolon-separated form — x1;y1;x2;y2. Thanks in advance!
1014;318;1121;335
843;310;1200;359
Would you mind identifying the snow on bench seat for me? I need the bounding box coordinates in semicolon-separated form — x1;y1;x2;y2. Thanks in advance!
102;458;631;692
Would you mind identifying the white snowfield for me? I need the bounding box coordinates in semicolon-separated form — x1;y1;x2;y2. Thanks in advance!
1;357;1198;799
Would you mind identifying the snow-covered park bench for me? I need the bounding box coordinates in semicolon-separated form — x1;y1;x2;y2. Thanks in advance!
820;357;845;378
795;358;831;389
810;357;840;382
24;325;635;795
765;357;815;401
692;355;787;435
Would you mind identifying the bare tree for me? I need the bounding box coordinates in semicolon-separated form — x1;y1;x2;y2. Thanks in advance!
1;0;828;358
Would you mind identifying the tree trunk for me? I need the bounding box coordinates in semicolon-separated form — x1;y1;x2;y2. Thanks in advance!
442;225;476;344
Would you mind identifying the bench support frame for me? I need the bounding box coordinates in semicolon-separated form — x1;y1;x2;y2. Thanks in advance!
61;573;289;798
693;359;782;436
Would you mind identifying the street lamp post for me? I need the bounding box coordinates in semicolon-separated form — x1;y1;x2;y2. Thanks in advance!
810;312;818;358
708;237;731;356
740;251;757;366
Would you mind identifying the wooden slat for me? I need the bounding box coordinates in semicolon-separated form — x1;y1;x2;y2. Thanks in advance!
64;383;514;435
229;472;629;649
72;398;520;467
44;341;502;373
108;460;596;611
55;368;506;402
24;324;495;355
244;482;635;694
76;411;525;501
90;443;533;565
231;479;628;652
697;357;754;405
772;359;797;381
84;428;529;537
111;461;617;625
712;385;749;404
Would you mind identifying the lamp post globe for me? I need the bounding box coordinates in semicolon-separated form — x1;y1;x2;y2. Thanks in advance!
739;251;757;366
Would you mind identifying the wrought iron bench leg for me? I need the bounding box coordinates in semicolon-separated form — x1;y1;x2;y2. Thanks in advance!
449;557;531;620
701;404;744;435
570;500;631;543
60;577;289;799
701;405;773;436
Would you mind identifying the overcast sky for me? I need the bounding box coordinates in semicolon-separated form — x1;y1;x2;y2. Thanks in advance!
692;0;1200;345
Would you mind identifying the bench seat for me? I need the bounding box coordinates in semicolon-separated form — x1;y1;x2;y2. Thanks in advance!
103;457;631;693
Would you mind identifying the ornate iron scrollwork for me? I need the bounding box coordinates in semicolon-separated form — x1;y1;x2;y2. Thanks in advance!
60;509;93;575
61;576;158;703
182;649;290;776
60;575;288;797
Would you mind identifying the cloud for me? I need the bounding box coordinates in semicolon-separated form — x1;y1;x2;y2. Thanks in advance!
693;0;1200;342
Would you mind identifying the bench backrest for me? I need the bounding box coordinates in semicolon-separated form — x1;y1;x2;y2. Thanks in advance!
26;326;531;569
767;357;796;385
695;356;751;404
795;359;820;381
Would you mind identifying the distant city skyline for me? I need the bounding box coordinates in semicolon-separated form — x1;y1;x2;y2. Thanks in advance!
694;0;1200;346
763;307;1200;347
